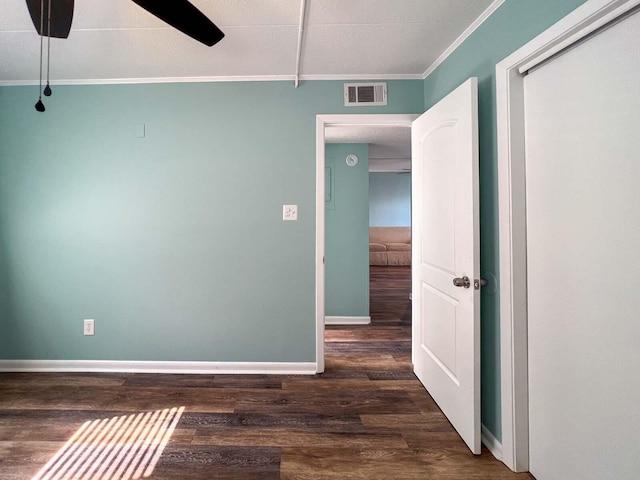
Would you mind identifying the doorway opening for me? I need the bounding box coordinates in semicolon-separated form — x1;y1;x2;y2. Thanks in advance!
323;124;413;374
314;115;417;373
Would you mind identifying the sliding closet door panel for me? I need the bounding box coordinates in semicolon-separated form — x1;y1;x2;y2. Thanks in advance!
524;10;640;480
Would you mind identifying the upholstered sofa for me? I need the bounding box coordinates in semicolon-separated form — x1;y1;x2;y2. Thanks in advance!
369;227;411;266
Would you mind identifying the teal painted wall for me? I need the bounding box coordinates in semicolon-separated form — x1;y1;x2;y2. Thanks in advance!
423;0;589;440
325;144;369;317
369;172;411;227
0;80;424;361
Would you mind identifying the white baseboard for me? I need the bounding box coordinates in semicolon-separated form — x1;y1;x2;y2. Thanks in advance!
324;316;371;325
0;360;318;375
481;423;503;461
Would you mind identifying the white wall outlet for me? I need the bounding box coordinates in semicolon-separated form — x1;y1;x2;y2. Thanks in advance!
84;319;95;336
283;204;298;221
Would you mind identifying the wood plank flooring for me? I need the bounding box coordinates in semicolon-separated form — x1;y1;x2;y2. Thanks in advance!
0;266;534;479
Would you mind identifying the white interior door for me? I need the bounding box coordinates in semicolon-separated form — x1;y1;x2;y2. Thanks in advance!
411;78;480;454
524;9;640;480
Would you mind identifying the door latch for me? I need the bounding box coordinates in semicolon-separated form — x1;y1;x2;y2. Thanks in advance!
453;276;487;290
474;278;487;290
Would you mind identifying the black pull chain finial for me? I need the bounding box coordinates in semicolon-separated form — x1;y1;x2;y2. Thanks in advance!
34;0;45;112
43;0;52;97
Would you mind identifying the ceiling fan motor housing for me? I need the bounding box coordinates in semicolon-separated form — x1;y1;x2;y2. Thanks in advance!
26;0;75;38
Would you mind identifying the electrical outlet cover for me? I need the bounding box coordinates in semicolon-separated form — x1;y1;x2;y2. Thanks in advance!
283;204;298;221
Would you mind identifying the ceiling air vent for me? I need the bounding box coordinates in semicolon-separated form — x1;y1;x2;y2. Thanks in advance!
344;83;387;107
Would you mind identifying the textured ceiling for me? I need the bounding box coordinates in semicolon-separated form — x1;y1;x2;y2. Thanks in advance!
0;0;496;84
326;125;411;172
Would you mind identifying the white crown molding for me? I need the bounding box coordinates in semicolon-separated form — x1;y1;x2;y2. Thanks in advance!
0;73;424;87
482;423;503;461
0;360;318;375
302;74;425;81
325;316;371;325
422;0;507;79
0;75;295;87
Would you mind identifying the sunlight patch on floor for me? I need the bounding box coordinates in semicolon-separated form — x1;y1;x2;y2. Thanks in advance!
32;406;184;480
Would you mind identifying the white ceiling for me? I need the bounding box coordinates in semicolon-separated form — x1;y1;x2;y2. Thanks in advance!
326;125;411;172
0;0;497;84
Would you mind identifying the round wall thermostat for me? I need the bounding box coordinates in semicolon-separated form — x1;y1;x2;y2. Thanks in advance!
345;154;359;166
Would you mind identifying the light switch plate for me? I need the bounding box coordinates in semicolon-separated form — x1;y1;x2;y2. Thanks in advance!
283;205;298;221
84;319;95;336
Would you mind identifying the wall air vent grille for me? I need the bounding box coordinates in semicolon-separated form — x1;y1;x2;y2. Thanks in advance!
344;83;387;106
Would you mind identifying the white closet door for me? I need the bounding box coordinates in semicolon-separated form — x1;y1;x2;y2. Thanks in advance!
524;9;640;480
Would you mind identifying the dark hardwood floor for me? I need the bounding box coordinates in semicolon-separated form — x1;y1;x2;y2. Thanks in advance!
0;266;534;479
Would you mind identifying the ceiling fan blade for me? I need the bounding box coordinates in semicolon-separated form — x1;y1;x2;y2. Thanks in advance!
130;0;224;47
25;0;74;38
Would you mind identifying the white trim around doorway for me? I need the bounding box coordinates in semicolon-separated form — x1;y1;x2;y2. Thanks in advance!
496;0;640;471
315;114;418;373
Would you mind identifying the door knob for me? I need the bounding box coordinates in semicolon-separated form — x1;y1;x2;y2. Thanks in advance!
453;276;471;288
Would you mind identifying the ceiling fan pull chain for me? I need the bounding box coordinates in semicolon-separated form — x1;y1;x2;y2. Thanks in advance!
43;0;52;97
35;0;45;112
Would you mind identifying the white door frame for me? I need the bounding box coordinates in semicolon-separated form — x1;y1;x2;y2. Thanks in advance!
315;114;418;372
496;0;640;471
